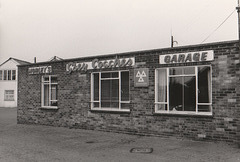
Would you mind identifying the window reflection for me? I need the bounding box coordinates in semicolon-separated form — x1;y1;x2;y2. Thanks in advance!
156;66;211;114
198;66;211;104
92;71;130;110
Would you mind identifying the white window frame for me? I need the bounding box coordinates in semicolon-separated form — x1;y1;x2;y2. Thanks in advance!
0;70;16;81
91;70;130;112
155;65;212;115
41;75;58;109
4;90;14;101
11;70;16;80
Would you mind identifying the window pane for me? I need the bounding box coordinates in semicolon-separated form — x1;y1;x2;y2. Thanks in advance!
101;80;111;101
121;71;129;101
121;103;130;109
169;77;183;111
169;68;182;75
157;69;167;102
51;76;57;83
111;102;119;108
183;76;196;111
6;90;13;94
183;67;195;74
51;101;58;106
169;74;196;112
43;77;49;82
93;102;99;108
111;79;119;101
12;70;16;80
93;73;99;100
111;72;119;78
101;101;119;108
51;85;57;100
44;85;49;106
8;70;11;80
101;79;119;108
198;105;211;112
156;104;167;111
101;73;110;78
101;72;118;78
0;70;2;80
198;66;211;103
3;70;7;80
101;101;111;108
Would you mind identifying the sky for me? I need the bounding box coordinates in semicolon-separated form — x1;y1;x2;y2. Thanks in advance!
0;0;238;64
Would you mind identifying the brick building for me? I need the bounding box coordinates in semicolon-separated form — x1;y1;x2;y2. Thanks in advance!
17;40;240;144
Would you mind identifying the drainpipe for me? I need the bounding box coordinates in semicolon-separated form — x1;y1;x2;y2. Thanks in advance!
237;5;240;60
236;1;240;148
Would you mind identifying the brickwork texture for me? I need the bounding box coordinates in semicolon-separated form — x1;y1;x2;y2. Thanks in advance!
17;40;240;144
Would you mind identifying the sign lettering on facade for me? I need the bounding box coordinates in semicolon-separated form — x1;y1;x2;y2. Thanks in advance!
134;68;149;87
28;66;52;75
159;50;214;64
66;57;135;73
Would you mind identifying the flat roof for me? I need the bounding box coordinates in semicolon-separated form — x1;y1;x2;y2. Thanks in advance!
18;39;239;67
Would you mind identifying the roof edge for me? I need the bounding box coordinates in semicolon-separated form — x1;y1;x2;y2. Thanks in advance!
18;39;239;67
0;57;31;67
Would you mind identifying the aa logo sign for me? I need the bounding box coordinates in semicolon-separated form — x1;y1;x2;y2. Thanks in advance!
134;68;149;87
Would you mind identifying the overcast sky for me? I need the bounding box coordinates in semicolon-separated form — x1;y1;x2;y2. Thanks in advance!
0;0;238;64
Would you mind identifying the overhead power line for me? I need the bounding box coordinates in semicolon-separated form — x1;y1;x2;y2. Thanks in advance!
201;8;236;44
182;1;215;35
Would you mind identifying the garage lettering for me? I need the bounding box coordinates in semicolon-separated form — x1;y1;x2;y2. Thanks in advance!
163;52;209;64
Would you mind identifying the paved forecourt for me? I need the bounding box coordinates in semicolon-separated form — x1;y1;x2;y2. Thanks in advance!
0;107;239;162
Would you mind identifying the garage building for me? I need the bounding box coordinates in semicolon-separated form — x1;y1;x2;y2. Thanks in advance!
17;40;240;144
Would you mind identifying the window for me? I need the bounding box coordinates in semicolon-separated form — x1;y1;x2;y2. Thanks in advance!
12;70;16;80
42;76;58;108
155;66;212;115
7;70;11;80
3;70;7;80
0;70;2;80
4;90;14;101
91;71;130;111
0;70;16;81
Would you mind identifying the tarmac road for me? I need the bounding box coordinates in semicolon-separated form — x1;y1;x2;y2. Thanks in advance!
0;107;240;162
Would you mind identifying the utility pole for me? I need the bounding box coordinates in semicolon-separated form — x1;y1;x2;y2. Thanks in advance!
237;0;240;41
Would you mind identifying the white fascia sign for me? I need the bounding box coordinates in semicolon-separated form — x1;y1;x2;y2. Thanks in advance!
28;66;52;75
66;57;135;73
159;50;214;64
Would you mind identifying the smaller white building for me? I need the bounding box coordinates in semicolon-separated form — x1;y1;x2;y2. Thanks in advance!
0;58;30;107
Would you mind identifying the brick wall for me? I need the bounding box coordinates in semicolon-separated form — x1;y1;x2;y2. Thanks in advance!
18;40;240;144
